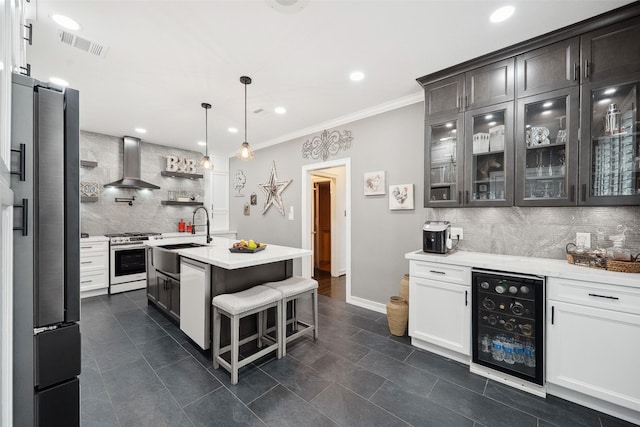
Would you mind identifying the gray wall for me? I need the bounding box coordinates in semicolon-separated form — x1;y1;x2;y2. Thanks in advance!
230;103;426;304
230;101;640;306
80;131;205;235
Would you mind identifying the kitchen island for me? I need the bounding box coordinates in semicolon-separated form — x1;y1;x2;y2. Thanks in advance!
145;236;311;349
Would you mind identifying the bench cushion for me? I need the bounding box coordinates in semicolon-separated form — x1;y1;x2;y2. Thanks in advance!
212;285;281;315
263;276;318;298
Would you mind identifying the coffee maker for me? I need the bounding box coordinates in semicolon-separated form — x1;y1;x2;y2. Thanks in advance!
423;221;452;254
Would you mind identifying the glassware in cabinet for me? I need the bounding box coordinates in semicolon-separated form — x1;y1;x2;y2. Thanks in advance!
424;117;463;207
579;77;640;206
464;102;514;206
515;87;579;206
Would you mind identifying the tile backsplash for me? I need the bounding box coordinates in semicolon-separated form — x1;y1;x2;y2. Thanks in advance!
80;131;206;236
427;206;640;260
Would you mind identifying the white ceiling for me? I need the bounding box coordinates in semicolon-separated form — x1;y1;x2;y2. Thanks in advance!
26;0;633;157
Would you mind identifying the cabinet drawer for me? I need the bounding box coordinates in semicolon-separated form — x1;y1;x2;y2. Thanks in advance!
80;270;108;291
80;252;108;272
410;261;470;285
548;277;640;315
80;242;108;253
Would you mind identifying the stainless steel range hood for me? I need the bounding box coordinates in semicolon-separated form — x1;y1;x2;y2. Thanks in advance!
104;136;160;190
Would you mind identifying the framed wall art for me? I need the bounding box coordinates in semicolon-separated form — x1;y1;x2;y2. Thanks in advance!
389;184;414;210
363;170;385;195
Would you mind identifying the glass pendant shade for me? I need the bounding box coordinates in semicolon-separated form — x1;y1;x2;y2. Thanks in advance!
237;76;254;160
201;102;213;170
236;142;255;160
200;155;212;169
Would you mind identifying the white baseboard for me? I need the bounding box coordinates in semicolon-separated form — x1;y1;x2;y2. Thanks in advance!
346;295;386;314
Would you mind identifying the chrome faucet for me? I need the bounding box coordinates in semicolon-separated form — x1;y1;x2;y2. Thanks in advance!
192;206;212;244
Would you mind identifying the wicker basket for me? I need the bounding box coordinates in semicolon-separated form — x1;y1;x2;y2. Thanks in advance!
399;274;409;304
607;259;640;273
386;296;408;336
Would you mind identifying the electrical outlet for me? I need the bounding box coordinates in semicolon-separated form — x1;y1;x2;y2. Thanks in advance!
576;232;591;248
451;227;463;240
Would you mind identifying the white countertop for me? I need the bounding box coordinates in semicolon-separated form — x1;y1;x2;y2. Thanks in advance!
160;230;236;238
405;250;640;288
80;235;109;243
148;236;312;270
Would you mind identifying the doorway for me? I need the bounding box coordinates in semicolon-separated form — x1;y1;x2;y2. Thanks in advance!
301;159;350;302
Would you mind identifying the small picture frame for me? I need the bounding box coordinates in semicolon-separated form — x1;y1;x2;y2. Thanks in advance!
243;203;250;215
389;184;414;210
250;193;257;205
364;171;386;195
478;184;488;192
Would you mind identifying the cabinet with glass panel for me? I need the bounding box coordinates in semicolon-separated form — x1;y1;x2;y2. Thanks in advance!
515;87;580;206
579;74;640;206
425;116;463;207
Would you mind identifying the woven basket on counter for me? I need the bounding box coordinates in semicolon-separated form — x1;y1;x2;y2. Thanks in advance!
566;243;640;273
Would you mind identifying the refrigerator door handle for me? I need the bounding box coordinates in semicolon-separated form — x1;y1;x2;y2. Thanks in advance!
13;198;28;236
10;143;26;181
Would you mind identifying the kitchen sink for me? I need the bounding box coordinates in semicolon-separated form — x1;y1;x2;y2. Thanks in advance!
152;243;206;275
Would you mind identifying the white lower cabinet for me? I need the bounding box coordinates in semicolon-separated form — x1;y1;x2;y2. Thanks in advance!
408;260;471;360
547;277;640;415
80;240;109;298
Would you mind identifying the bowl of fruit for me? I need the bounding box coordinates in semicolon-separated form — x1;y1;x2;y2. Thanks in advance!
229;239;266;253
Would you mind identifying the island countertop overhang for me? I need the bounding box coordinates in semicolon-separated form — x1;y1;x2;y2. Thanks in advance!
149;237;312;270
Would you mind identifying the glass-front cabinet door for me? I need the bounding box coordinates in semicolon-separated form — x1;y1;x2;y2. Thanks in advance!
425;116;464;207
580;75;640;206
464;102;514;206
516;87;579;206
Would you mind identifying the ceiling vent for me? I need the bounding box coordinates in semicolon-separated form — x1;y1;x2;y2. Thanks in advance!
57;28;109;59
265;0;310;14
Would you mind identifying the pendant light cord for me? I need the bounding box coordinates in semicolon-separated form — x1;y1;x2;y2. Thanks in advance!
205;106;209;156
244;81;248;143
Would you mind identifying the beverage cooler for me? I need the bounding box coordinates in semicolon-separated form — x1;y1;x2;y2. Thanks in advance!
471;269;544;386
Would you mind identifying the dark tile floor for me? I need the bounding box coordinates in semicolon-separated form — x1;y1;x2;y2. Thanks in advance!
80;290;635;427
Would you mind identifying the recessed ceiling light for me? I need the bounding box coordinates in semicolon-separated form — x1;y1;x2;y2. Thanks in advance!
274;106;287;114
543;101;553;108
135;128;147;134
604;88;616;95
197;141;206;146
445;122;453;128
349;71;365;82
488;121;497;126
490;5;515;23
228;127;238;133
49;77;68;87
598;98;612;104
485;114;493;120
51;14;82;31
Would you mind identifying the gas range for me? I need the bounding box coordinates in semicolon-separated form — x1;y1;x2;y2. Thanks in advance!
105;232;162;246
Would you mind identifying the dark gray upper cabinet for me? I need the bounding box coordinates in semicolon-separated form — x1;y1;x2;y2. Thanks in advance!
515;87;580;206
465;59;514;110
578;72;640;206
581;16;640;84
424;74;465;118
419;2;640;208
424;59;514;119
516;38;580;98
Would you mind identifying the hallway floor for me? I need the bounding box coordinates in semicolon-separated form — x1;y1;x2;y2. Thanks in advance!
314;268;346;301
80;290;635;427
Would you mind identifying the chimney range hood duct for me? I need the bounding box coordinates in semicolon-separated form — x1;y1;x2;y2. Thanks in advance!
104;136;160;190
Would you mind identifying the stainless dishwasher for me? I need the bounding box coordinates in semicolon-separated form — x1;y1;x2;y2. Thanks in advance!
471;269;545;387
180;258;211;350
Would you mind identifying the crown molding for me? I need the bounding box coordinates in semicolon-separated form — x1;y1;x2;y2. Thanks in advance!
227;91;424;157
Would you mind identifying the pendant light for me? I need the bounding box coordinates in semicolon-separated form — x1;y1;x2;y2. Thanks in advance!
236;76;255;160
200;102;213;170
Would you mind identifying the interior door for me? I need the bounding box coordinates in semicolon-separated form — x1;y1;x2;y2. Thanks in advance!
312;183;319;270
317;181;331;272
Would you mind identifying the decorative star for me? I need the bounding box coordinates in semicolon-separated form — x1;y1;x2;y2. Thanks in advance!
258;161;292;216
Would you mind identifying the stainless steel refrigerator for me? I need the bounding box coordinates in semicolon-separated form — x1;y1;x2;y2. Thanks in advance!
10;72;81;426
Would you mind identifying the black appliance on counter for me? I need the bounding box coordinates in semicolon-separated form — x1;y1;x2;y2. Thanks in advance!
11;73;81;426
422;220;452;254
471;269;544;387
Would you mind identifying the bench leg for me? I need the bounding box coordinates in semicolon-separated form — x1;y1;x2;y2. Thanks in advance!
277;300;283;359
213;307;221;369
231;314;240;385
312;289;318;340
